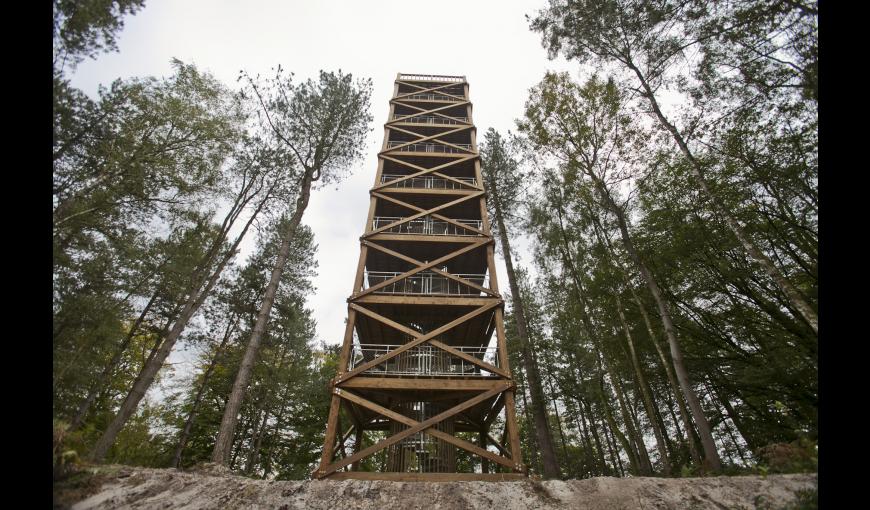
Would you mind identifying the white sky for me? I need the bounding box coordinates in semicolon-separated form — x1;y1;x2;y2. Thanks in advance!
69;0;579;353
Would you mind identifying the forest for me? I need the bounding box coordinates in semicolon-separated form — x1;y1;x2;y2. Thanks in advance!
53;0;817;481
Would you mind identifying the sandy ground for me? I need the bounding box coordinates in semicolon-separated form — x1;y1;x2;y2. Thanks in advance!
54;464;817;510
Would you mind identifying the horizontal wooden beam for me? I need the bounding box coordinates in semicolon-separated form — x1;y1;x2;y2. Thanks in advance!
338;377;504;391
352;294;500;306
365;233;482;244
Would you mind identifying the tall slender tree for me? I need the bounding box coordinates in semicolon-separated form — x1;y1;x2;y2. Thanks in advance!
480;129;561;479
211;69;372;466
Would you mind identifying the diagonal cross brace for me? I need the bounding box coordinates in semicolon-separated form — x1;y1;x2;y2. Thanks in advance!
352;236;487;299
336;389;516;471
346;302;508;378
361;237;497;298
375;154;480;192
370;191;485;237
316;383;512;477
363;191;483;238
336;300;501;382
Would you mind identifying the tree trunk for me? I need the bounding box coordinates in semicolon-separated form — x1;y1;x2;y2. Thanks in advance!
608;358;652;475
67;290;159;433
625;60;818;336
614;293;672;475
489;177;560;479
172;316;238;469
87;192;267;462
598;189;722;472
212;171;314;465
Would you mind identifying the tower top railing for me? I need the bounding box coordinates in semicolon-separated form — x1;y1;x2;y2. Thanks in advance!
398;73;466;83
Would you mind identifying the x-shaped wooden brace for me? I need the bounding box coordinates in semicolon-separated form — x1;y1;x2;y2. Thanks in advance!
380;123;474;156
360;236;496;298
364;188;485;240
337;298;506;383
388;99;473;127
344;301;507;379
317;383;519;477
375;153;482;192
393;80;466;103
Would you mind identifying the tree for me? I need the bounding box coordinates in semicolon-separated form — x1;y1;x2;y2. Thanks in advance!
519;72;723;471
53;0;146;75
530;0;818;335
211;69;372;466
480;128;561;479
82;62;298;462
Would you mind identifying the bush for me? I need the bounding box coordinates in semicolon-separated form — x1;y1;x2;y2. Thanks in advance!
755;438;817;474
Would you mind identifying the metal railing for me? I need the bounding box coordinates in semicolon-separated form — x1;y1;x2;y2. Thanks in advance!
364;271;489;296
401;93;463;102
372;216;483;236
350;343;499;377
398;74;465;83
386;141;472;153
380;174;476;189
391;114;469;125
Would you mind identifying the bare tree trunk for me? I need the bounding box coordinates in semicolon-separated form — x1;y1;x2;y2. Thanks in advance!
614;293;671;475
598;372;636;475
597;189;722;472
489;178;560;479
608;358;652;475
625;60;817;336
172;316;238;469
87;192;267;462
212;171;314;465
630;285;704;468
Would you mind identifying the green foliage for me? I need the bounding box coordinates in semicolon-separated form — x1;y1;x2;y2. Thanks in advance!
53;0;147;73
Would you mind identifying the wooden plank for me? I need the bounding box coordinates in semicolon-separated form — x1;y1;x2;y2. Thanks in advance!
366;233;481;244
483;393;506;428
503;390;524;467
336;388;516;471
352;294;499;306
317;384;508;477
326;472;526;482
338;378;504;391
488;432;511;458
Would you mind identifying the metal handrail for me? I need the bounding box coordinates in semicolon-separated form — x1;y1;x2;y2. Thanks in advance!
398;74;465;83
391;114;469;125
401;93;462;102
372;216;483;236
386;141;472;153
364;271;489;296
380;174;476;189
349;343;499;376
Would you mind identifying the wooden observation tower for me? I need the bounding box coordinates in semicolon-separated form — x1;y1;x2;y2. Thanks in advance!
314;73;526;481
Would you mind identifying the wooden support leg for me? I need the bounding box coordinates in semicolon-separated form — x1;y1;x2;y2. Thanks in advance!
479;427;489;474
315;393;342;477
503;390;524;472
352;427;364;471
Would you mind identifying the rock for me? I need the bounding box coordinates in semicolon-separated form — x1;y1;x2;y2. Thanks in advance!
55;465;817;510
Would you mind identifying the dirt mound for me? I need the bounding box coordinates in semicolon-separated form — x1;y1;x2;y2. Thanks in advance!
54;465;817;510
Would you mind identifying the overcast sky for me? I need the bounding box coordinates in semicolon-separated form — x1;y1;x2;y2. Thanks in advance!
69;0;580;362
